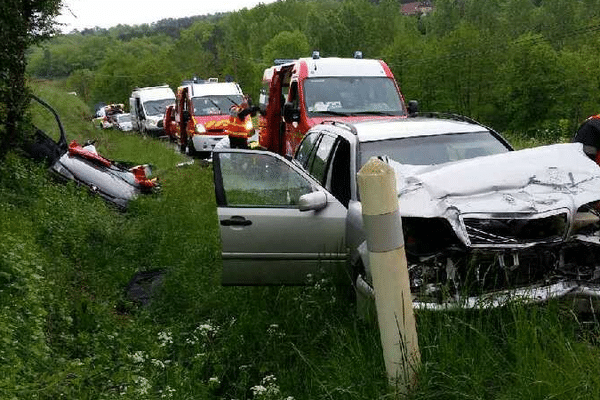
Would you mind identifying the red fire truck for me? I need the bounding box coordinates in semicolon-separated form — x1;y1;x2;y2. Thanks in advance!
164;78;245;157
258;51;413;157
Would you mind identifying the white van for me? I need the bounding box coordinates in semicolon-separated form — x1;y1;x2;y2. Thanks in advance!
129;85;175;136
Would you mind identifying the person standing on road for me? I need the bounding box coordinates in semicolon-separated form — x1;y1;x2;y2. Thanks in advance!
226;96;259;149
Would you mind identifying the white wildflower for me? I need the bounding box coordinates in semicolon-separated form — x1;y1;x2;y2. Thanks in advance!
208;376;221;388
160;385;176;399
133;376;151;395
251;385;267;396
129;351;147;364
251;375;282;398
157;330;173;347
151;358;165;368
262;375;276;384
185;335;198;345
197;321;218;338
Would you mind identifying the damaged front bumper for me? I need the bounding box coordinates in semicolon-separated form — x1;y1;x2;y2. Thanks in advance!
356;274;600;311
359;143;600;311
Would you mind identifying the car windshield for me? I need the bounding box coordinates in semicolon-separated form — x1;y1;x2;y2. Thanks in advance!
304;77;405;117
192;95;245;116
359;131;511;167
143;99;173;116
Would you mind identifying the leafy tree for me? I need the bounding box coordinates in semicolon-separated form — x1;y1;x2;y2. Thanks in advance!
305;7;343;55
0;0;62;157
423;0;464;37
90;36;175;106
28;34;115;78
262;30;310;64
554;47;600;129
65;69;95;103
169;20;218;82
381;15;425;102
494;33;562;132
498;0;537;39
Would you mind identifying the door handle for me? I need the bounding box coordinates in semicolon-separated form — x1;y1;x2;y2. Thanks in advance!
220;216;252;226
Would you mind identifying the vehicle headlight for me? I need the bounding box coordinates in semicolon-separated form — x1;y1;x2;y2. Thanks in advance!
148;119;159;128
245;118;254;131
195;124;206;134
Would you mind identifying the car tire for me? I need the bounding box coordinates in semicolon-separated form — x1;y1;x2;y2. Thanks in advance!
187;138;197;156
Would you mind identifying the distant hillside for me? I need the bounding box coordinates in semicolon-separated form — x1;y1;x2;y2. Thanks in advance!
75;13;225;39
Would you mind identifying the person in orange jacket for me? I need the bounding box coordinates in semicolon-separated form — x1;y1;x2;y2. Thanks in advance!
573;114;600;164
227;96;260;149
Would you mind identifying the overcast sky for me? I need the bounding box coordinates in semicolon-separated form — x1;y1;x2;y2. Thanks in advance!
56;0;278;33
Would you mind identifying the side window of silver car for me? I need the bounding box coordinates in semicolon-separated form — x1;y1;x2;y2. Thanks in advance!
219;152;314;207
295;131;320;169
307;134;336;185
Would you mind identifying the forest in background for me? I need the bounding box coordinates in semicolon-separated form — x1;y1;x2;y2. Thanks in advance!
27;0;600;137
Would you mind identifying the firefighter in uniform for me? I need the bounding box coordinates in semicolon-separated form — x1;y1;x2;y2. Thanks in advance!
574;114;600;164
226;96;260;149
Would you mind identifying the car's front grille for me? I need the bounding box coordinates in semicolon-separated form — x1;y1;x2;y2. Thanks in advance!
464;213;568;246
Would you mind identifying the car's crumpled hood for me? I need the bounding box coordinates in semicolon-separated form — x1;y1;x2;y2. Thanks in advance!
391;143;600;218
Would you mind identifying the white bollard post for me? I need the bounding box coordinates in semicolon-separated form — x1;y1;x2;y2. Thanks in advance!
357;157;420;393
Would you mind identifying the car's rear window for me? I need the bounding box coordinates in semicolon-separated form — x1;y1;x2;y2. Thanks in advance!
359;131;511;166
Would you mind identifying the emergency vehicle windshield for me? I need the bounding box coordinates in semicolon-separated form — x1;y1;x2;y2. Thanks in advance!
304;77;405;117
192;95;245;116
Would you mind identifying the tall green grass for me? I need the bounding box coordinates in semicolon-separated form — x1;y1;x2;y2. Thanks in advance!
1;81;599;399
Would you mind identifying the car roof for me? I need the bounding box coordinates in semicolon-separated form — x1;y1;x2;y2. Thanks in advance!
319;117;492;143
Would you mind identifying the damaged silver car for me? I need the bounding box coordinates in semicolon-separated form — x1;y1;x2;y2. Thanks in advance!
27;95;159;209
212;115;600;309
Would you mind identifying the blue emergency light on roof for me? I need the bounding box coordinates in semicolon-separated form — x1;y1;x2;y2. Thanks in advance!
312;51;320;59
354;51;363;59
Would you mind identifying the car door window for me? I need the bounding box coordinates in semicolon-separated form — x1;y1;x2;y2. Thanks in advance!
218;152;314;207
295;131;320;168
307;134;336;185
328;138;351;207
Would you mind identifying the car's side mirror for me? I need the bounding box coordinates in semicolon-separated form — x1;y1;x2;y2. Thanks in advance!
298;191;327;211
283;101;300;123
407;100;419;116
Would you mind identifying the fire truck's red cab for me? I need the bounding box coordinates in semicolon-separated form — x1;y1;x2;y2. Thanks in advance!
258;52;409;157
164;78;245;156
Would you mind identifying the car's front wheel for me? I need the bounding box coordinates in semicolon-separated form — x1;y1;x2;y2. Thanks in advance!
187;138;197;156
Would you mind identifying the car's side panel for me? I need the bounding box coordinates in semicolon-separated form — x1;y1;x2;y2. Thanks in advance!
219;207;347;285
213;149;347;285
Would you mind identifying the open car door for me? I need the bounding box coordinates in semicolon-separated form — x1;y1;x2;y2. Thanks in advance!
213;149;347;285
